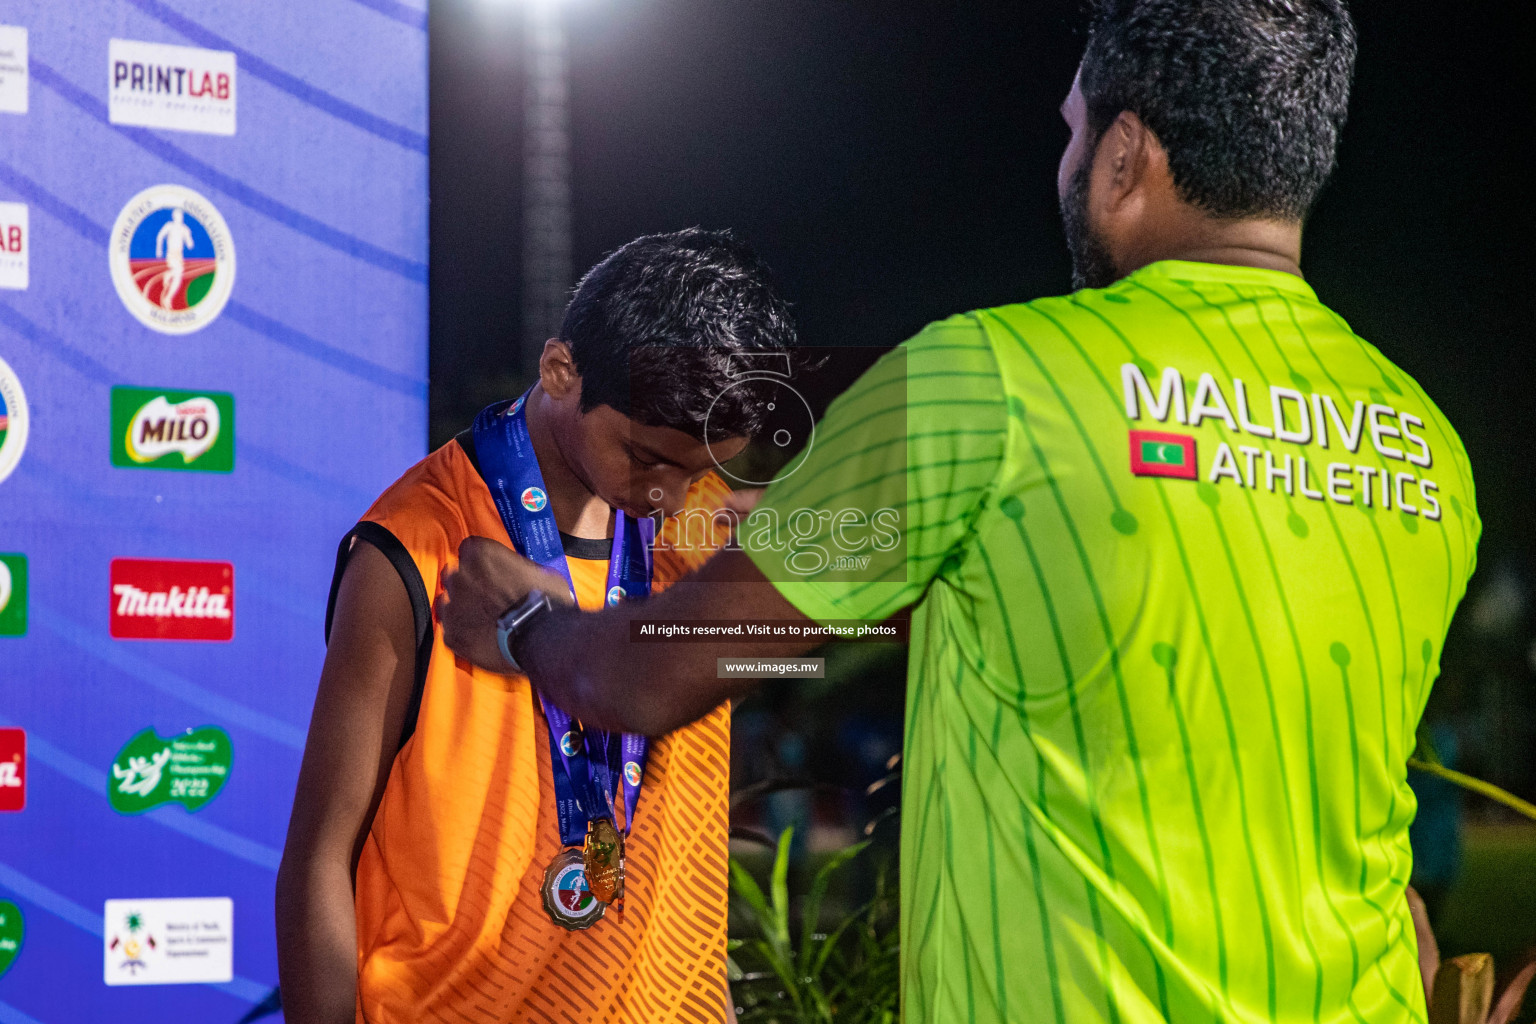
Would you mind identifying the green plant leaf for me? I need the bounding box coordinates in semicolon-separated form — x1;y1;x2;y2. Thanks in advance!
800;840;870;975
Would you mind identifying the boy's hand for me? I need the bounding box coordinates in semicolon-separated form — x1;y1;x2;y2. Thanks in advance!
437;536;572;673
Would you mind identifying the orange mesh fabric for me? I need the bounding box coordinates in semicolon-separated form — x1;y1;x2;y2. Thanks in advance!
352;439;734;1023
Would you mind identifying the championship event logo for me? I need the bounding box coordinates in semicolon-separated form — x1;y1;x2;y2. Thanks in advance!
110;386;235;472
108;726;232;815
0;554;26;637
0;354;28;485
0;727;25;812
109;558;234;642
109;185;235;334
0;900;22;980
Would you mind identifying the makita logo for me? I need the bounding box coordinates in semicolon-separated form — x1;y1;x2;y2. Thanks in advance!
113;584;230;619
109;558;233;641
0;728;24;812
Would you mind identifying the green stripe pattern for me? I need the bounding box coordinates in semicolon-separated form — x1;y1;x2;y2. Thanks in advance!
743;259;1481;1024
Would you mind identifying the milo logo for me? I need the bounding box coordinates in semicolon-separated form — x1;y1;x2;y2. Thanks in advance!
111;386;234;472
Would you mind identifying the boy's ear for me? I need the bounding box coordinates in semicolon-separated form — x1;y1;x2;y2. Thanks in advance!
538;339;580;400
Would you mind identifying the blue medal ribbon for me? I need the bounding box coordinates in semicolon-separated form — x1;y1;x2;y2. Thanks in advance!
472;394;652;847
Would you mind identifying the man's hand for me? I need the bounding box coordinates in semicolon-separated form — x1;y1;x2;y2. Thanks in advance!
436;536;571;673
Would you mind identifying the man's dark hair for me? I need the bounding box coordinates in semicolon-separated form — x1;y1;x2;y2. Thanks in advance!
1080;0;1356;220
561;228;797;443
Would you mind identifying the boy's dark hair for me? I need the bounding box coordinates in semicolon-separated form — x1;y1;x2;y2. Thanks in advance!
561;229;798;442
1080;0;1356;221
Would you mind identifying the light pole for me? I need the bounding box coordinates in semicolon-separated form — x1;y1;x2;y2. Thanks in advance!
522;0;573;380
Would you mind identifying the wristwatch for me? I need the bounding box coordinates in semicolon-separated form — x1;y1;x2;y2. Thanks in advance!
496;589;554;673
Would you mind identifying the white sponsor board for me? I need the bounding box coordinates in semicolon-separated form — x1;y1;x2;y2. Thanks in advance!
103;897;233;985
0;26;26;115
108;39;236;136
0;201;28;291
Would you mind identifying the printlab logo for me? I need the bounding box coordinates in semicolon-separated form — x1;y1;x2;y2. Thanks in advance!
110;558;234;642
108;726;232;814
1128;430;1198;480
0;355;28;485
104;897;233;986
109;39;235;135
0;727;25;812
110;185;235;335
0;553;26;637
0;900;22;979
111;386;234;472
0;25;26;116
0;200;26;290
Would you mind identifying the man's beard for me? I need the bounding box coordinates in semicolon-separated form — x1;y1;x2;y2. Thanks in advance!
1060;159;1118;291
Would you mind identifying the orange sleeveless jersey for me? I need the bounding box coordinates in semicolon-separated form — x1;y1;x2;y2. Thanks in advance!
342;436;734;1024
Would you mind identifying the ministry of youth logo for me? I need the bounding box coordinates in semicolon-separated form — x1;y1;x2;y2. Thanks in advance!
110;185;235;334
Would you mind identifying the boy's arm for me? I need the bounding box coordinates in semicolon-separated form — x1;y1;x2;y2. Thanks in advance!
276;541;419;1024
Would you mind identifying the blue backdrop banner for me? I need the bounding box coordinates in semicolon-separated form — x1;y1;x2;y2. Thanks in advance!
0;0;427;1018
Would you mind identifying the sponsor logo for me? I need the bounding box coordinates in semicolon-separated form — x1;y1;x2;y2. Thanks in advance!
1128;430;1198;480
104;897;232;986
0;554;25;637
110;185;235;334
0;355;29;485
0;900;23;979
109;39;235;135
559;730;581;758
606;585;625;607
0;25;26;116
622;760;641;787
111;387;234;472
520;486;547;512
110;558;234;641
108;726;232;814
0;727;24;812
0;200;26;290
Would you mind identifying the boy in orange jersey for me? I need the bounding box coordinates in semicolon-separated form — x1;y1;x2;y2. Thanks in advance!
275;230;798;1024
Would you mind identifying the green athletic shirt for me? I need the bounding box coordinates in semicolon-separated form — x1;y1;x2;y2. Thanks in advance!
742;260;1480;1024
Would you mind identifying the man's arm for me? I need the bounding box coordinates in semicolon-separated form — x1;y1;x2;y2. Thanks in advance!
439;540;814;736
276;542;418;1024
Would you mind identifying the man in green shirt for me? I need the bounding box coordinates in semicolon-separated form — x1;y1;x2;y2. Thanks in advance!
437;1;1479;1021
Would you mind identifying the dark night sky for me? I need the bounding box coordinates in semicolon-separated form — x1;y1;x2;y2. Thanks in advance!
428;0;1535;575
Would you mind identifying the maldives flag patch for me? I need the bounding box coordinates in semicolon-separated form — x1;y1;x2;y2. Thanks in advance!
1129;430;1197;480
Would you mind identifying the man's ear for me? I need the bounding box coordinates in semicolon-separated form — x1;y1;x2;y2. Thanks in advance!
538;339;580;401
1091;109;1160;214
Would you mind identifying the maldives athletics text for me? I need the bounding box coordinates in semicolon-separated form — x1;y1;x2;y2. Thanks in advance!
1122;363;1446;519
110;558;233;642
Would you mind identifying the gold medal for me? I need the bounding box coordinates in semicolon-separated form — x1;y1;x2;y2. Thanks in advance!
583;817;625;905
541;848;606;930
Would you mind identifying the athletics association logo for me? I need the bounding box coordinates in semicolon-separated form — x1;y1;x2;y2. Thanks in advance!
109;185;235;334
110;558;234;641
0;354;28;485
508;395;526;416
521;486;547;512
622;760;642;787
110;386;234;472
0;727;25;812
1128;430;1198;480
0;553;26;637
0;200;26;290
606;585;625;607
541;849;604;930
559;730;582;758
